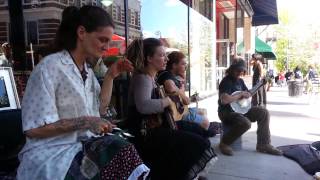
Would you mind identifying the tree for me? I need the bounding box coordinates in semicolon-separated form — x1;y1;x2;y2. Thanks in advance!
275;10;317;75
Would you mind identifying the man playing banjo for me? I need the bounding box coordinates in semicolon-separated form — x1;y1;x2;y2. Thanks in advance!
218;58;282;156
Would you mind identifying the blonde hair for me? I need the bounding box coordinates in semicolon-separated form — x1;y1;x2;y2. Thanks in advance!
126;39;145;73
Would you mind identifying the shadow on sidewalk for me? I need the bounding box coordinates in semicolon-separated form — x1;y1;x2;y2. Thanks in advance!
267;101;309;106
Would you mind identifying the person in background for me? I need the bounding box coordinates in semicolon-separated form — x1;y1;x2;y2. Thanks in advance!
285;69;293;81
126;38;217;180
294;66;303;80
266;69;274;91
218;57;282;156
277;71;286;87
17;6;149;180
93;57;108;79
0;42;13;67
250;53;267;107
305;65;316;94
307;65;316;81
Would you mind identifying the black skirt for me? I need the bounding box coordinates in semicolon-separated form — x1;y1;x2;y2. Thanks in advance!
130;126;216;180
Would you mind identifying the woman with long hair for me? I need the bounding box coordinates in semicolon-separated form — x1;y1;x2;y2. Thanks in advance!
126;38;217;180
17;6;149;180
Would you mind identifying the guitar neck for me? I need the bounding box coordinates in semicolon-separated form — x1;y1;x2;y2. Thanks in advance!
190;93;214;103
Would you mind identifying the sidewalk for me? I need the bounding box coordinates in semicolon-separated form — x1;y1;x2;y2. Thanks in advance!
200;85;318;179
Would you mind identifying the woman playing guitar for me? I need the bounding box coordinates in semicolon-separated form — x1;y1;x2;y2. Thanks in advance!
218;57;283;156
126;38;217;180
156;51;211;131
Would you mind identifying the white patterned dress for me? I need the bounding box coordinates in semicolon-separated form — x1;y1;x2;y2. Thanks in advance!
17;50;149;180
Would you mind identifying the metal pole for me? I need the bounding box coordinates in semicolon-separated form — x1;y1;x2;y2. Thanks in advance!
234;0;238;57
187;0;191;97
124;0;129;49
8;0;26;70
30;43;34;69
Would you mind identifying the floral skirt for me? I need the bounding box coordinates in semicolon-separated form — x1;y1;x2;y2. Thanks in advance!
64;135;149;180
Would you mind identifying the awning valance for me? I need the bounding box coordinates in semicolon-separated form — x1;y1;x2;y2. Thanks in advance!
249;0;279;26
255;37;276;60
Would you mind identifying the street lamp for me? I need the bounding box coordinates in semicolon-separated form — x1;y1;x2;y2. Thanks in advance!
101;0;113;7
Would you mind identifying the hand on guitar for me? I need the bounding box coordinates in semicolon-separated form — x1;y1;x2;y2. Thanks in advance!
162;96;174;109
240;91;251;99
190;92;200;103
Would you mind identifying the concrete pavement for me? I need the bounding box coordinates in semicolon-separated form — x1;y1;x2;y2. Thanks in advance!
198;85;319;179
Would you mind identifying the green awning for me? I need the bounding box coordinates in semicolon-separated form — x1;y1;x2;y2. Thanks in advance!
237;42;244;54
236;37;276;60
255;37;276;60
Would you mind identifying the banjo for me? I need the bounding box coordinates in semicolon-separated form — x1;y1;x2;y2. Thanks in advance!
230;79;267;114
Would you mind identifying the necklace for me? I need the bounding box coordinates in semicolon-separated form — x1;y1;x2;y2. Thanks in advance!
68;51;88;82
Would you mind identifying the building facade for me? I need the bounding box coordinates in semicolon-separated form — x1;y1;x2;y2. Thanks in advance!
0;0;141;54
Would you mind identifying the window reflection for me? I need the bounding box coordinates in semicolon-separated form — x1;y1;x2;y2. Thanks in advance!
189;8;214;95
138;0;215;95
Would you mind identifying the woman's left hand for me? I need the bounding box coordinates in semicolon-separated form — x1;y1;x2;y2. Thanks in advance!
107;59;133;78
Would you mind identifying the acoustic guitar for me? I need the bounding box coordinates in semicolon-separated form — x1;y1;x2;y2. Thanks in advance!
157;85;177;129
230;79;267;114
168;92;213;121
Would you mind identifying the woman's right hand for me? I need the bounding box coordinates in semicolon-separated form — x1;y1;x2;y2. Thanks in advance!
240;91;251;99
82;116;116;135
106;59;133;79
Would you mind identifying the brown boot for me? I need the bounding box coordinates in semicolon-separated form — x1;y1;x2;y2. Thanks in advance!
256;144;283;156
219;142;233;156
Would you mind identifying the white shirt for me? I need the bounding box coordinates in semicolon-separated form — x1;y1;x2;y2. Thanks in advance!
17;50;101;180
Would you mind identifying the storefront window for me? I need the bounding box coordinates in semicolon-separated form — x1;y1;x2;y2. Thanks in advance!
140;0;187;43
138;0;215;95
139;0;188;87
236;3;244;55
189;8;215;95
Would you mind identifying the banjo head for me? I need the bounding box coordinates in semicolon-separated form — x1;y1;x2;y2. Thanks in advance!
230;91;251;114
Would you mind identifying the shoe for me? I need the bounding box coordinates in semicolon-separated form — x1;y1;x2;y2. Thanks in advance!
256;144;283;156
219;142;233;156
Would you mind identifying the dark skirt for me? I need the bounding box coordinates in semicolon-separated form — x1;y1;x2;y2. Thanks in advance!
131;127;216;180
64;135;149;180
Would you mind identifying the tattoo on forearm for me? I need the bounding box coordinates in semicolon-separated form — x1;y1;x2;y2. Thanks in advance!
51;117;103;134
53;117;88;132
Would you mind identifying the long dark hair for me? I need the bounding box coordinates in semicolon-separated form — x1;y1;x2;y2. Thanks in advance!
53;5;114;52
126;38;162;73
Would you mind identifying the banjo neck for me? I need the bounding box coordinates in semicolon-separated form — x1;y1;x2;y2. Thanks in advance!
248;78;267;95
